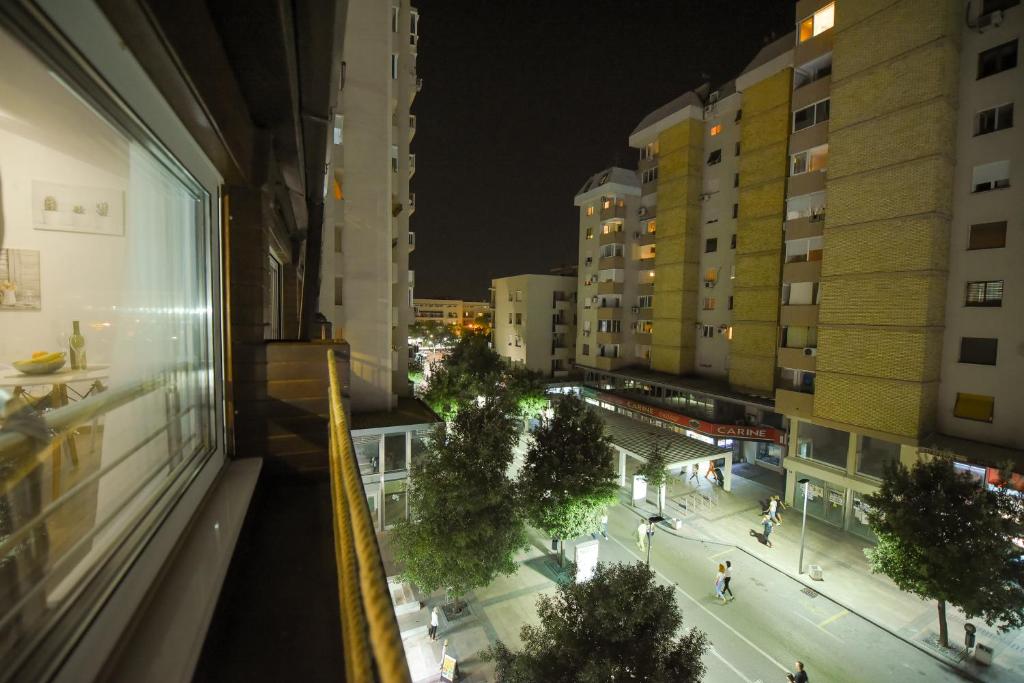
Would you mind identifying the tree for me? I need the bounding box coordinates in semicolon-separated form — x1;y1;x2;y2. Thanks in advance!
485;562;708;682
391;398;528;605
864;454;1024;648
520;395;618;565
637;441;670;515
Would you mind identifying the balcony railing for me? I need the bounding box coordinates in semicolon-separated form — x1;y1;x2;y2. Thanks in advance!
326;349;411;683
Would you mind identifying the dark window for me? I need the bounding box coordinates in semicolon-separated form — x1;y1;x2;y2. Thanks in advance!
515;312;523;324
728;296;734;310
965;280;1003;306
507;312;512;323
733;173;740;188
707;149;722;166
582;343;590;355
793;99;830;131
735;108;742;122
975;103;1014;135
959;337;998;365
705;238;718;253
732;203;739;218
978;40;1018;79
983;0;1020;15
735;141;741;156
968;221;1007;250
730;233;737;248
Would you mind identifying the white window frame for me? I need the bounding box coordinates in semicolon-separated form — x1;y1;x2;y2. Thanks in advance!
798;2;835;44
791;144;829;176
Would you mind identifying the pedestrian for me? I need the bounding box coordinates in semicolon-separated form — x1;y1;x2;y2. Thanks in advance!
793;660;808;683
714;563;727;604
769;496;782;525
723;560;734;600
775;495;786;523
705;461;718;484
689;465;700;485
428;606;439;641
761;513;774;548
600;512;609;540
637;520;647;552
786;675;796;683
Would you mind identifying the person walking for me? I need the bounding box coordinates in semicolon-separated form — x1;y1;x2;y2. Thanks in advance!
792;660;809;683
768;496;782;525
637;520;647;552
705;461;719;484
722;560;734;600
600;512;609;540
761;513;774;548
689;465;700;486
775;495;786;524
428;606;439;641
714;564;727;604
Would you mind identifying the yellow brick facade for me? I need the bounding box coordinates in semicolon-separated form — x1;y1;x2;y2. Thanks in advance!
729;68;792;394
812;0;959;440
651;117;703;375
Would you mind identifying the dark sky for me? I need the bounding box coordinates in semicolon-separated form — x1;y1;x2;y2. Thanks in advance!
411;0;793;300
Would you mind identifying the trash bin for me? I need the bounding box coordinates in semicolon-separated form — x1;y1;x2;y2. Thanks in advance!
808;564;824;581
974;643;993;666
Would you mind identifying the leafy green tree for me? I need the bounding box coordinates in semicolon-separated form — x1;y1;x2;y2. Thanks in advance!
485;562;708;682
864;454;1024;647
637;442;671;515
520;395;617;565
391;398;528;605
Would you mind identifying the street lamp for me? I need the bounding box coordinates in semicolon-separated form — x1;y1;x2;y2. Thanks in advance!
797;478;810;575
646;515;664;567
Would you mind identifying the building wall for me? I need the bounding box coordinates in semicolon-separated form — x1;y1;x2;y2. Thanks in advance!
651;116;703;375
731;69;792;394
814;0;960;440
493;274;577;377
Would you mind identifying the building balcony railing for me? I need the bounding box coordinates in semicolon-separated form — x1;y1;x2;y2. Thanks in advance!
782;259;822;284
775;387;815;419
598;255;625;270
600;204;627;221
635;332;653;345
638;256;656;269
783;214;823;241
599;230;626;246
597;281;624;295
408;192;416;215
777;345;818;372
593;355;627;371
596;331;621;345
597;306;623;320
779;304;818;326
327;350;412;682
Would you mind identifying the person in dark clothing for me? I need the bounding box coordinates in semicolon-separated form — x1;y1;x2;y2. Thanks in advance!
722;560;734;600
793;660;808;683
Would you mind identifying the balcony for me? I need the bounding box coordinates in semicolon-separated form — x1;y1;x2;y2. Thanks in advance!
792;75;831;111
408;231;416;251
787;169;826;197
635;332;653;345
552;321;570;334
637;283;655;296
552;345;571;359
782;259;822;284
596;331;621;344
600;203;627;221
789;121;829;156
779;304;819;326
600;230;626;245
597;306;623;320
408;153;416;177
775;387;815;419
777;345;818;372
597;280;624;295
599;255;625;270
408;192;416;215
636;306;654;319
638;256;656;269
636;230;656;246
783;214;823;241
408;114;416;141
553;297;574;311
593;355;628;371
793;17;834;63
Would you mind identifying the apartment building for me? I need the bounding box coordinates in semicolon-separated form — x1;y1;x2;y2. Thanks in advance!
320;0;420;411
492;274;577;378
414;297;490;330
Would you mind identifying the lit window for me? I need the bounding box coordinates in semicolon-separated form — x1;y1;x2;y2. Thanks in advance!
798;3;835;44
791;144;829;175
646;220;657;234
391;53;398;80
603;199;612;209
710;124;722;136
726;325;733;340
586;206;595;216
586;227;594;240
965;280;1003;306
953;393;995;422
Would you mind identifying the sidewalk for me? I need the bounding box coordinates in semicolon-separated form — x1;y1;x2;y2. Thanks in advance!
628;467;1024;682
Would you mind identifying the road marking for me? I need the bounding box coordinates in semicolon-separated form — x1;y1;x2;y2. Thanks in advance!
796;612;843;643
608;535;790;676
709;645;753;683
818;609;849;628
708;548;735;560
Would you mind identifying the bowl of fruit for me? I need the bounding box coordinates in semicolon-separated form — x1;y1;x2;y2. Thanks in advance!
13;351;68;375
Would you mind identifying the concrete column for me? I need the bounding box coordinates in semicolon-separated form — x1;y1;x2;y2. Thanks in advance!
618;448;626;487
845;430;859;477
722;452;733;492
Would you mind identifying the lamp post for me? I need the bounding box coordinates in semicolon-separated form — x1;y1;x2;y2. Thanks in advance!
797;478;810;575
646;515;664;567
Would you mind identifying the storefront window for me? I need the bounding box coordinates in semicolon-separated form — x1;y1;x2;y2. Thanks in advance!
796;422;848;469
0;27;215;667
756;442;782;467
383;479;407;527
849;492;876;542
794;477;846;527
410;428;431;469
384;433;407;473
354;434;380;475
857;436;900;479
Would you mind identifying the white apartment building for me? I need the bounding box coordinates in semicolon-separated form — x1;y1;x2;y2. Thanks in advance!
320;0;420;411
414;298;490;328
492;274;577;378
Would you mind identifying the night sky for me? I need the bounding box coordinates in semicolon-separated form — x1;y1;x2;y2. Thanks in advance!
411;0;793;300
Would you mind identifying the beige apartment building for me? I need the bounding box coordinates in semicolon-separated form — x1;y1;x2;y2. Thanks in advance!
575;0;1024;539
319;0;420;410
492;274;577;378
414;298;490;329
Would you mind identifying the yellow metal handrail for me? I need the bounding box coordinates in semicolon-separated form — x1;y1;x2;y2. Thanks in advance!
326;350;412;683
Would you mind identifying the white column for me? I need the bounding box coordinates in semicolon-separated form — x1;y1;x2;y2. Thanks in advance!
722;452;733;492
618;448;627;487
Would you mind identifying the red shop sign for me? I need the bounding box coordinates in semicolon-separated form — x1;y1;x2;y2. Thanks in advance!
593;390;787;446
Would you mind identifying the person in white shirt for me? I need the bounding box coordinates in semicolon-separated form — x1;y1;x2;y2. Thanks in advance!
428;606;439;641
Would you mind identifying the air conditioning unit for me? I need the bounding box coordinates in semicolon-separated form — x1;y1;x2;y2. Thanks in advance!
979;9;1004;30
803;347;817;357
638;207;648;217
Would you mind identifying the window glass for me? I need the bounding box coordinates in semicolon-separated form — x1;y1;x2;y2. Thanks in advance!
978;40;1018;79
383;479;408;527
710;124;722;136
0;28;214;665
384;433;407;472
707;149;722;166
971;160;1011;192
705;238;718;253
796;422;848;469
959;337;998;365
355;435;381;475
965;280;1003;306
968;221;1007;250
857;437;900;479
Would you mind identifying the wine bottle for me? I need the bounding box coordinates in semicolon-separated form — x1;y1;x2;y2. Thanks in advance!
70;320;87;370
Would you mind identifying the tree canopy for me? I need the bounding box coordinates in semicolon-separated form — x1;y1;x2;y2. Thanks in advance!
864;454;1024;647
391;398;528;600
486;562;708;682
520;395;617;550
636;441;671;514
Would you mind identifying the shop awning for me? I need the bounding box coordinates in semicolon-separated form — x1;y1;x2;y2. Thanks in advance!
597;408;730;465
